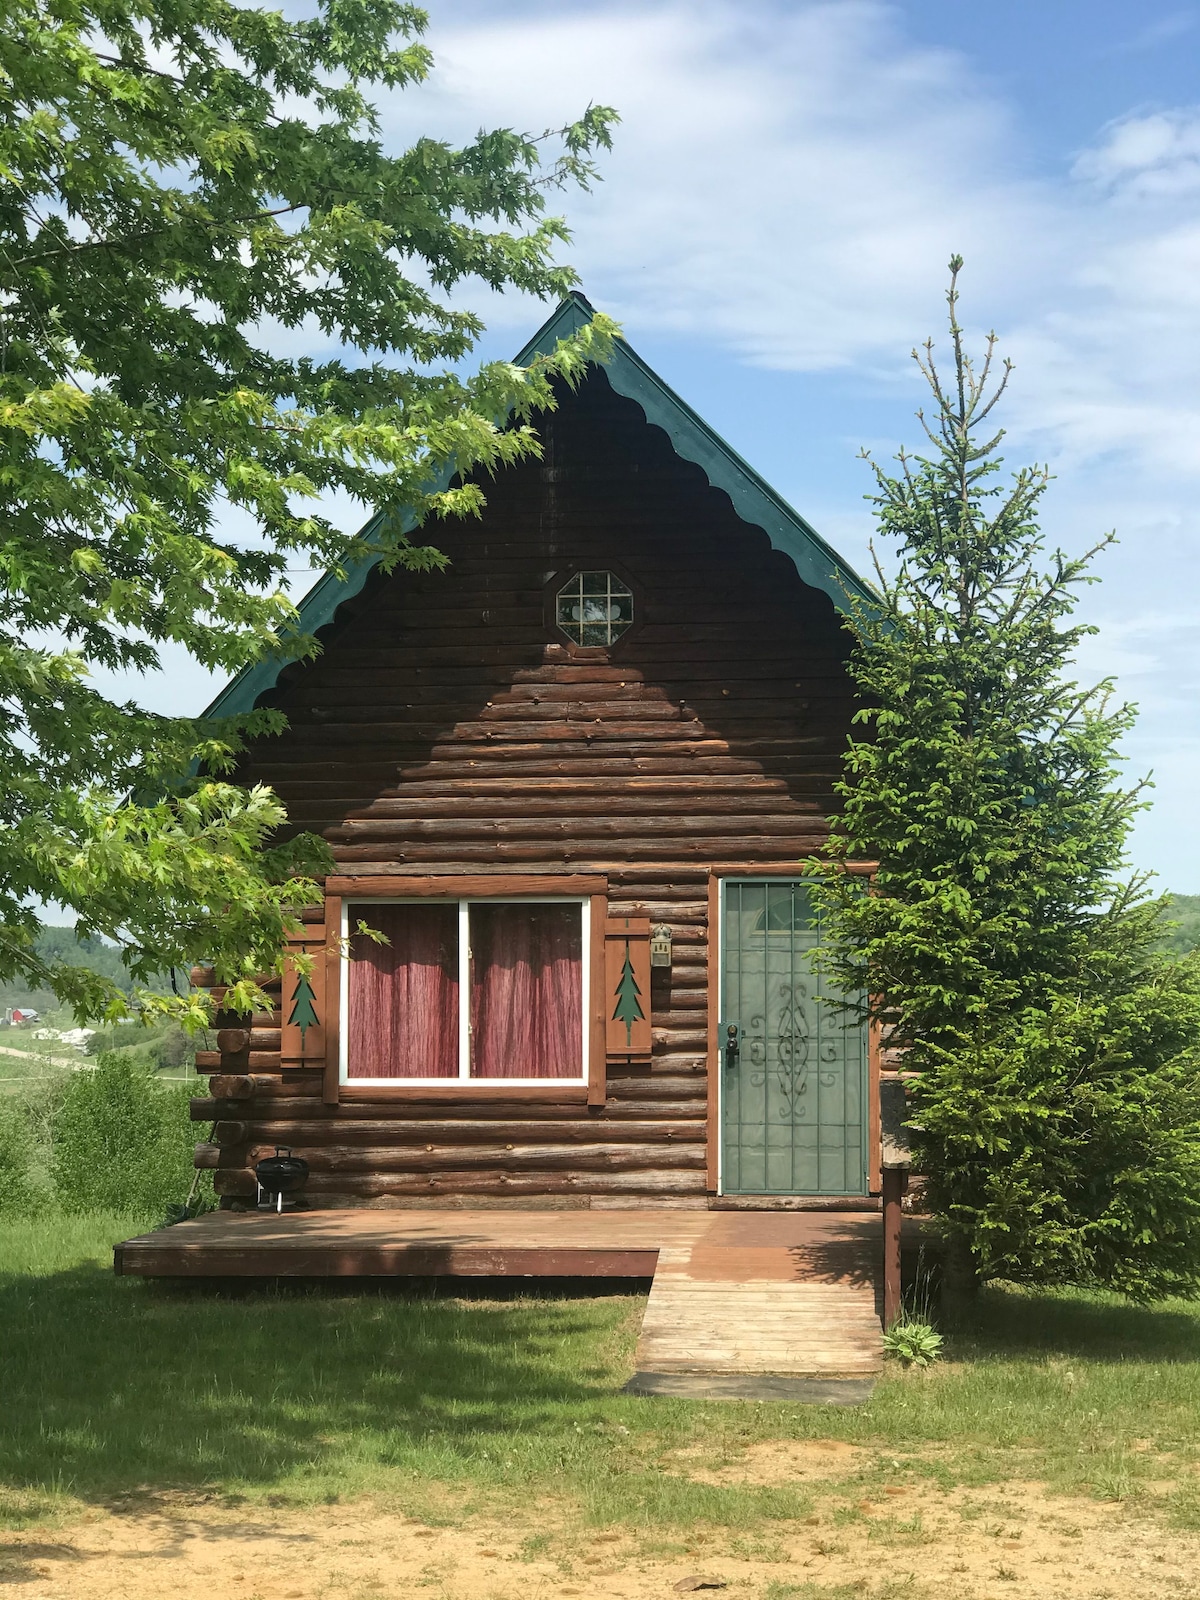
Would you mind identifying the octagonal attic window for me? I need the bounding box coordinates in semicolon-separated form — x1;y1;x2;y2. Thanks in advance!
555;571;634;647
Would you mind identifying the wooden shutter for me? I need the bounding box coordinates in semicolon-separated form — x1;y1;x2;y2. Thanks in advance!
280;900;341;1105
604;915;652;1062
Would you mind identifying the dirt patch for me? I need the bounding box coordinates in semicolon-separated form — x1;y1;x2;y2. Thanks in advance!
666;1436;869;1485
1;1479;1196;1600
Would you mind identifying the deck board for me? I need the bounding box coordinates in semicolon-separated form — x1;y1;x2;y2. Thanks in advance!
116;1208;884;1387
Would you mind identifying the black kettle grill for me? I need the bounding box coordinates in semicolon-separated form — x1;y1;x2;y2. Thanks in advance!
255;1147;309;1212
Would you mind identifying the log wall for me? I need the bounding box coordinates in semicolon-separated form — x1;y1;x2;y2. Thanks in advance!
192;369;859;1208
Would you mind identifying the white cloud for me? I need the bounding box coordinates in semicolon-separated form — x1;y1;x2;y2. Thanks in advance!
390;7;1200;485
1074;109;1200;196
396;1;1041;367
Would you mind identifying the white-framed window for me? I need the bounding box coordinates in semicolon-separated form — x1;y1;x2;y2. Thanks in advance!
339;897;590;1085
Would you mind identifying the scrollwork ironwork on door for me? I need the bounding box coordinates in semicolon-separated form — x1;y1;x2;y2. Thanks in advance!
744;981;815;1119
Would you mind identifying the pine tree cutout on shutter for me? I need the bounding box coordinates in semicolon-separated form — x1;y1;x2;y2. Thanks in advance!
288;970;319;1043
604;915;652;1059
612;942;645;1047
280;916;327;1069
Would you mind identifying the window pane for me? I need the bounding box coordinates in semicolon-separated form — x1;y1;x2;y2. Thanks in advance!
554;570;634;646
470;903;583;1079
347;904;459;1077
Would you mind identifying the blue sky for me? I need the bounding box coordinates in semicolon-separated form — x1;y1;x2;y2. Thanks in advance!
140;1;1200;889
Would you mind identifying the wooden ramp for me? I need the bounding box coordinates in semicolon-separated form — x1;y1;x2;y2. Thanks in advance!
116;1209;883;1399
630;1214;882;1400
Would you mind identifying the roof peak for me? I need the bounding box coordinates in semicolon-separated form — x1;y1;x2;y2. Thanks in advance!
204;296;869;722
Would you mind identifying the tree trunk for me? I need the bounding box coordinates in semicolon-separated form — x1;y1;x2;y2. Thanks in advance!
940;1230;980;1322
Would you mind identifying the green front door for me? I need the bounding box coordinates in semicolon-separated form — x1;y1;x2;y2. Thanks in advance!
720;879;868;1196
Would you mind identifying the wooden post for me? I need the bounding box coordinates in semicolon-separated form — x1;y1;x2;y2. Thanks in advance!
882;1165;907;1328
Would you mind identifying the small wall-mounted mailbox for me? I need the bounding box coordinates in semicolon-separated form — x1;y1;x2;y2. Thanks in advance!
649;924;673;968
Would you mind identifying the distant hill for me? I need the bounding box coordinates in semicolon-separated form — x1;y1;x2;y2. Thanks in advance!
0;926;146;1015
1156;895;1200;958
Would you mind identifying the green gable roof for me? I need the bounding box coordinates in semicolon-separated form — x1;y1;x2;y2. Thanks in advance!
205;292;871;721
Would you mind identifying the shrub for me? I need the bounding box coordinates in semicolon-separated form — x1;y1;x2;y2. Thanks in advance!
157;1026;195;1070
882;1317;945;1368
49;1053;199;1218
84;1020;152;1056
0;1099;40;1218
85;1020;195;1073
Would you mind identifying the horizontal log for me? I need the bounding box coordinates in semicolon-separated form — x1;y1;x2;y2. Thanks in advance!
307;660;844;689
351;793;816;819
213;1171;257;1195
244;1143;705;1174
334;584;839;620
644;1003;708;1026
266;732;832;763
350;774;795;796
188;973;281;995
638;1053;708;1074
275;774;809;800
210;1167;709;1199
297;698;838;728
206;1073;321;1100
295;677;847;708
245;1052;283;1071
195;1096;317;1121
318;859;702;882
213;1121;249;1146
305;639;838;669
329;816;819;842
325;861;807;885
207;1051;284;1074
327;873;605;898
263;755;833;782
192;1094;705;1124
328;840;827;865
344;619;831;649
193;1098;238;1120
276;1169;706;1197
213;1010;280;1030
324;860;809;884
653;1028;708;1051
280;719;827;748
606;1074;705;1098
230;1118;704;1146
216;1028;281;1053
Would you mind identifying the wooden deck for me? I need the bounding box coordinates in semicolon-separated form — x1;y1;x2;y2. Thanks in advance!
115;1209;884;1398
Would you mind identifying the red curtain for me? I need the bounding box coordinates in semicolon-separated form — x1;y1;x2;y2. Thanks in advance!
347;903;459;1078
470;903;583;1079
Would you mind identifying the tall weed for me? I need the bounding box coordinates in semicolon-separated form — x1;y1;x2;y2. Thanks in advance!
0;1099;41;1218
50;1053;199;1217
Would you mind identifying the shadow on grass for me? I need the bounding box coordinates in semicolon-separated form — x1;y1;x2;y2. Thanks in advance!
949;1282;1200;1364
0;1258;647;1502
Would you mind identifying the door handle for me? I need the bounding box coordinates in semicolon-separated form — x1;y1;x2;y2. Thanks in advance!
724;1024;740;1071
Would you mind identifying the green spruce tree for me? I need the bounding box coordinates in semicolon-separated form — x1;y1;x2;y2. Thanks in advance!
814;258;1200;1302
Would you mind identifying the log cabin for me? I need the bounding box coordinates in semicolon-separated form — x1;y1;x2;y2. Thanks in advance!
188;292;892;1222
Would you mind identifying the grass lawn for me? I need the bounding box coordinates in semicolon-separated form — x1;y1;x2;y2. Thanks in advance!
2;1213;1200;1599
